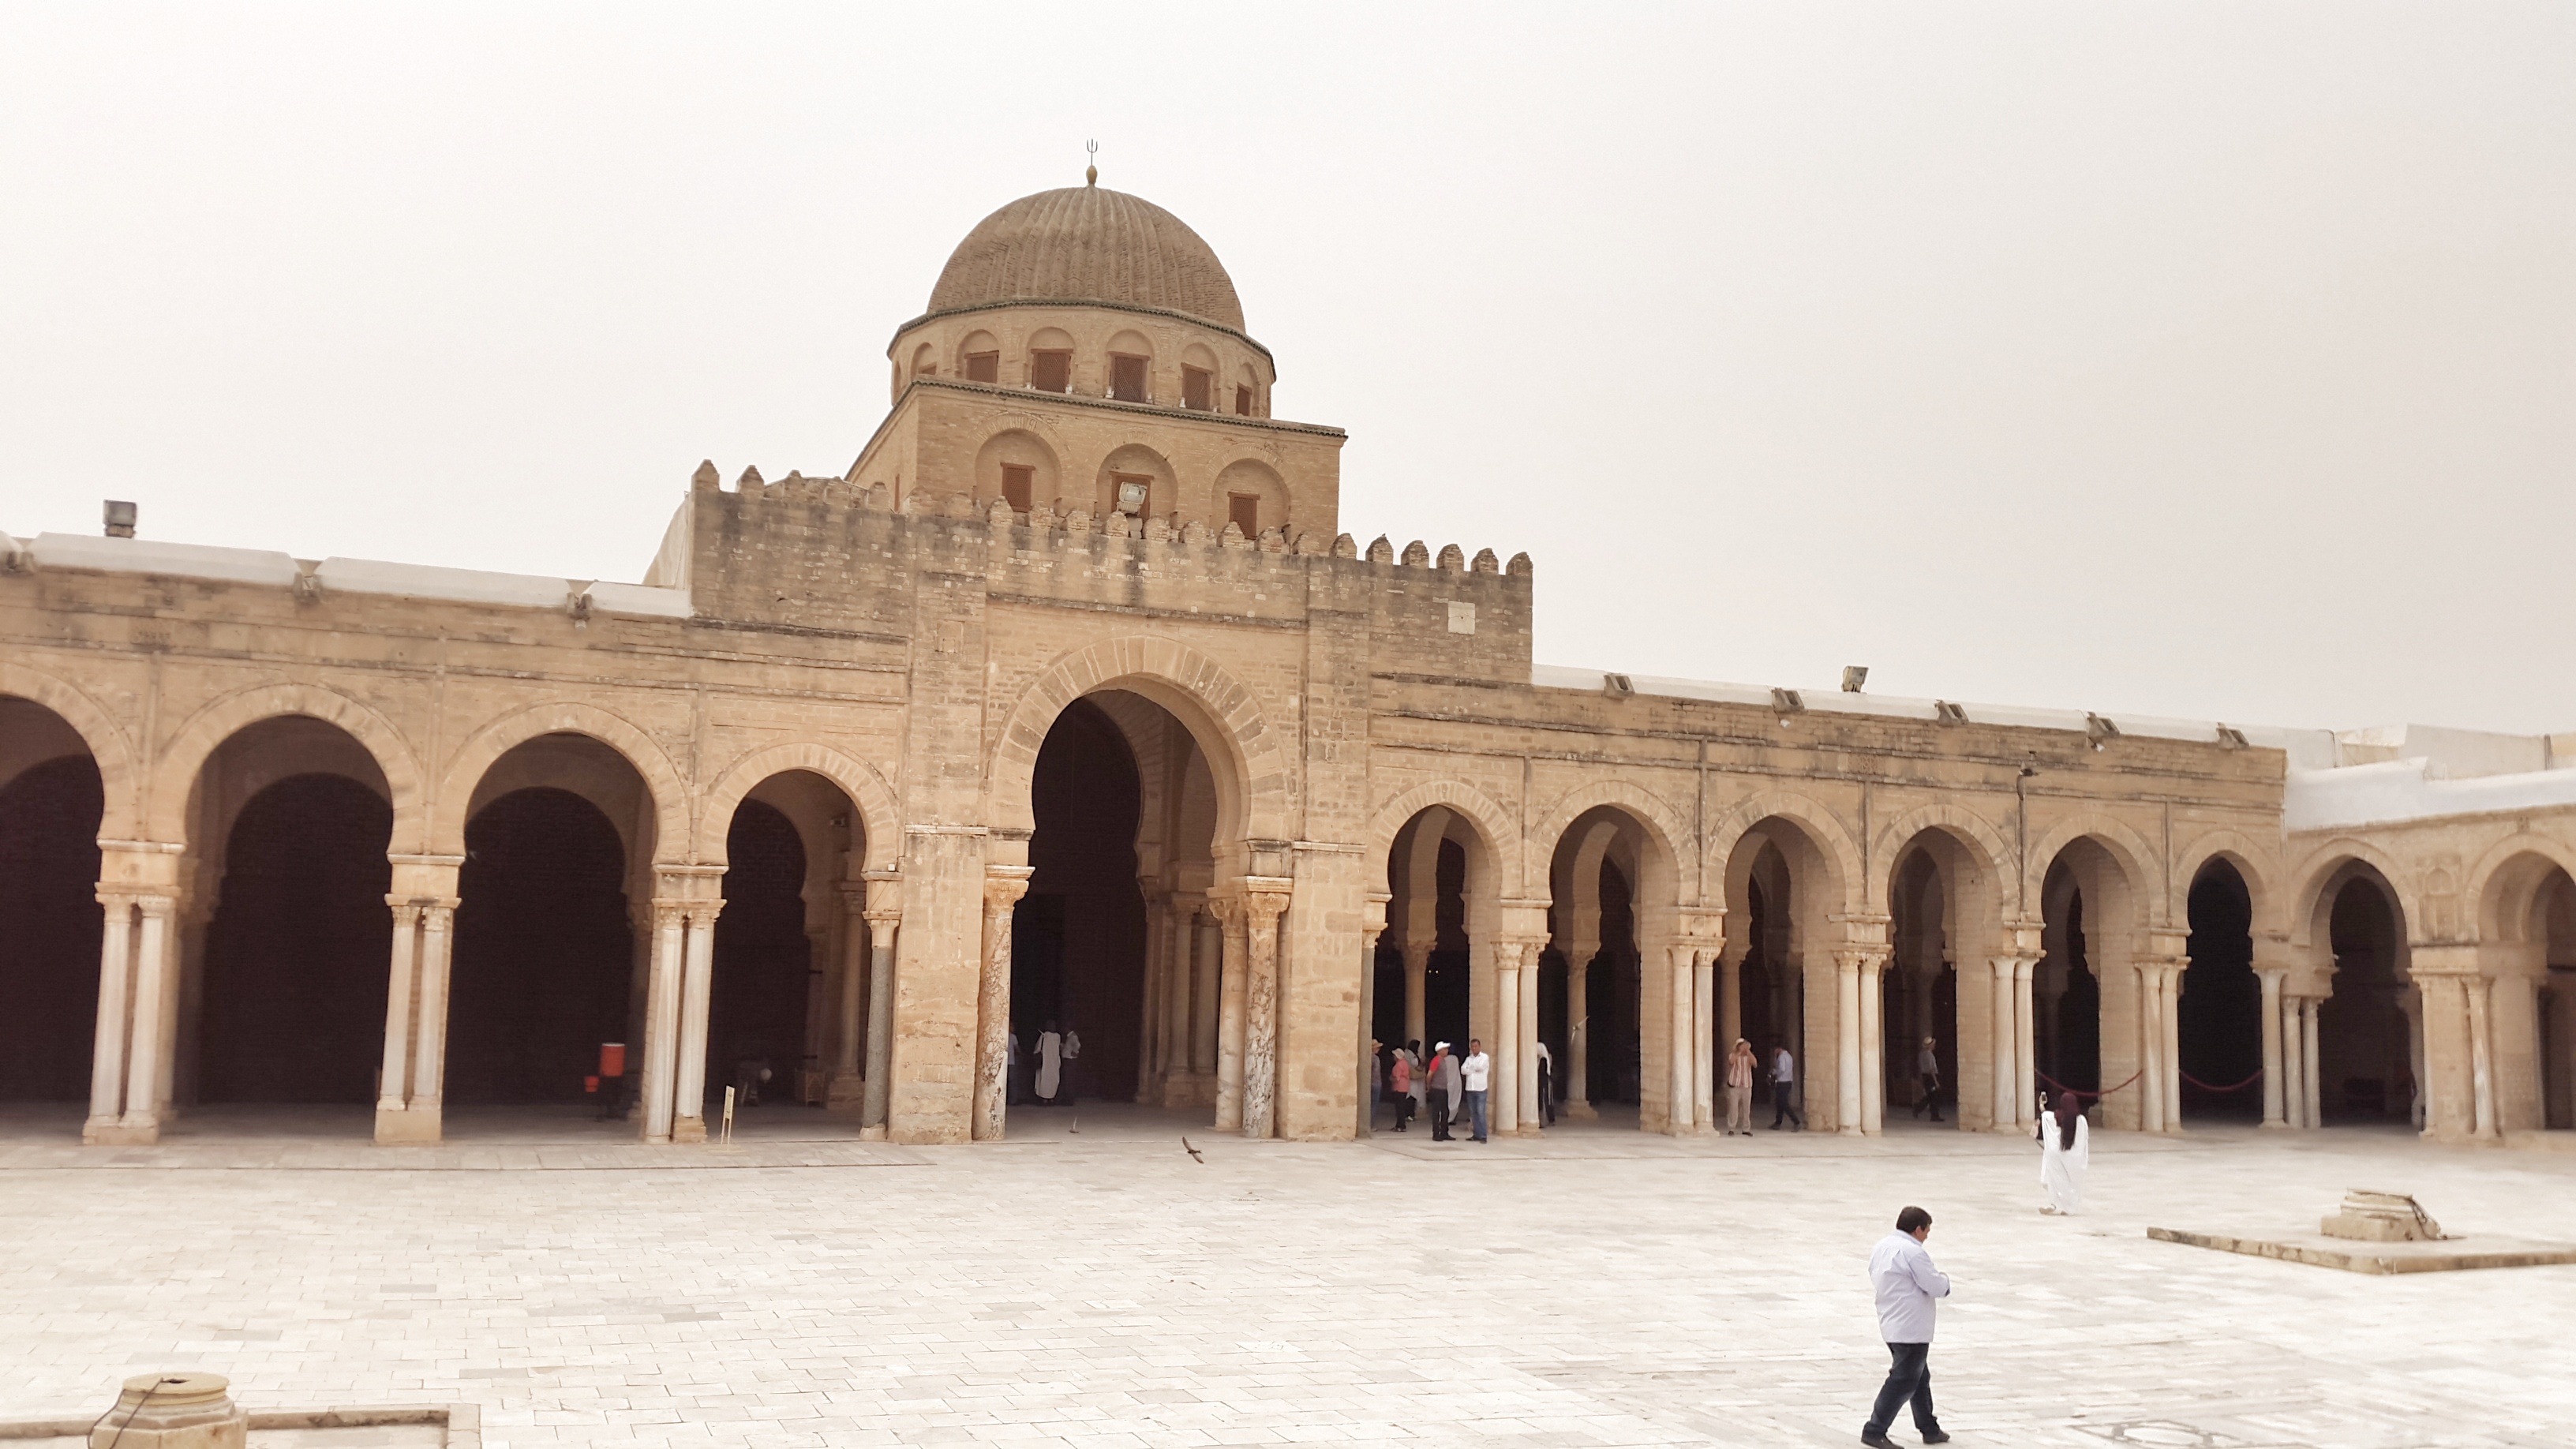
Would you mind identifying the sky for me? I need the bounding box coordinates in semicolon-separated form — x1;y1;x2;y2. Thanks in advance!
3;6;2570;733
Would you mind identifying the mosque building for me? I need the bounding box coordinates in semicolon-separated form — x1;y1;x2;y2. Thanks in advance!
3;171;2570;1151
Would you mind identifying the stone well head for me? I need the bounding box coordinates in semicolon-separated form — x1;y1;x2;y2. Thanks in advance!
89;1372;247;1449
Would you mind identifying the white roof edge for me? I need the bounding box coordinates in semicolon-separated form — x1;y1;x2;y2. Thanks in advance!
1532;662;2294;747
317;557;577;609
28;532;302;587
2286;759;2576;832
583;581;693;619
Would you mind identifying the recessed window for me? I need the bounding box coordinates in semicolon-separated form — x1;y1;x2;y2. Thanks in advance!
1112;473;1154;516
1031;350;1072;393
965;351;999;384
1234;385;1253;417
1228;492;1260;536
1001;464;1034;514
1181;365;1213;412
1109;354;1149;402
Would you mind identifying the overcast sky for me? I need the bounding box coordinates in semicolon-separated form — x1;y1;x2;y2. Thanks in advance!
4;6;2570;734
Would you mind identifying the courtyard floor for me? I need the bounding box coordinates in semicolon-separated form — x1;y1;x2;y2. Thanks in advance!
2;1103;2571;1448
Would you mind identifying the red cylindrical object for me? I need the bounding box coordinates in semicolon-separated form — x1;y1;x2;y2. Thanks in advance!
599;1043;627;1078
583;1075;600;1094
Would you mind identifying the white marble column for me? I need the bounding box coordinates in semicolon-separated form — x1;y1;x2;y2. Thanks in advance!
1858;951;1885;1136
2162;961;2185;1132
1717;953;1742;1065
1239;887;1290;1140
829;890;867;1106
1192;912;1221;1076
972;869;1030;1142
119;897;175;1139
406;902;455;1136
1692;949;1717;1132
1836;949;1863;1136
2256;968;2287;1127
1138;891;1169;1095
672;901;721;1143
861;908;899;1134
2012;954;2037;1129
2138;964;2166;1134
1668;945;1695;1132
1494;951;1521;1138
1990;956;2017;1133
2466;975;2499;1140
1358;923;1385;1136
1162;898;1197;1104
376;903;422;1118
1520;941;1544;1132
2301;997;2323;1129
84;893;137;1140
642;902;686;1143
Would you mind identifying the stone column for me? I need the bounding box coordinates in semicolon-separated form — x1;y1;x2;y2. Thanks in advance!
1238;886;1290;1140
1989;956;2018;1133
861;908;900;1134
1163;897;1198;1106
376;903;422;1119
2490;968;2543;1133
1565;950;1595;1118
120;897;175;1140
85;893;136;1140
1192;912;1221;1076
1402;941;1430;1053
1519;939;1544;1133
1668;945;1696;1133
2136;964;2165;1134
1859;951;1887;1136
1138;891;1169;1096
1358;922;1385;1136
1693;949;1718;1132
1835;949;1863;1136
672;901;722;1143
2318;990;2338;1129
405;901;456;1137
1494;950;1520;1138
2466;975;2500;1140
972;868;1031;1142
1212;897;1249;1132
828;890;867;1106
642;901;687;1143
1717;953;1742;1065
2013;954;2037;1128
2162;961;2185;1132
2256;968;2287;1127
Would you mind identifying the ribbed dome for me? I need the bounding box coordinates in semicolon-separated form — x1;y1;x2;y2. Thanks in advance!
927;185;1246;333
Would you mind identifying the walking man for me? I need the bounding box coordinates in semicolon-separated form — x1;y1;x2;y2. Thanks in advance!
1913;1036;1943;1121
1770;1043;1805;1129
1536;1039;1556;1125
1462;1037;1492;1143
1863;1205;1950;1447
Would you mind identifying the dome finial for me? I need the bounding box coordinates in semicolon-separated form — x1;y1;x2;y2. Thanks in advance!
1084;139;1099;187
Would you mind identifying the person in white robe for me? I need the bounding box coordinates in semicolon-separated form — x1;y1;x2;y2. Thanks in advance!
2038;1091;2089;1215
1035;1021;1065;1104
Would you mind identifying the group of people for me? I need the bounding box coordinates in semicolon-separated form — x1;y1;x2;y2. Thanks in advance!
1004;1020;1082;1106
1370;1038;1496;1142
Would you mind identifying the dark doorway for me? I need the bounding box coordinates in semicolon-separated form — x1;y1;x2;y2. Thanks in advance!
2322;876;2411;1123
1017;698;1145;1103
1588;856;1641;1103
447;788;634;1104
1425;837;1471;1054
708;800;811;1110
197;774;393;1103
2046;887;2102;1095
2180;862;2263;1121
0;754;105;1099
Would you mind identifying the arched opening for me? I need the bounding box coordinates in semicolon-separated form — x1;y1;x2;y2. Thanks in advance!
1013;692;1222;1120
2179;859;2263;1121
2540;869;2576;1131
707;801;811;1112
196;774;393;1105
0;697;105;1108
1721;817;1845;1130
1538;807;1672;1126
447;784;638;1110
2320;873;2412;1124
1379;804;1502;1135
2036;852;2106;1101
1882;848;1961;1128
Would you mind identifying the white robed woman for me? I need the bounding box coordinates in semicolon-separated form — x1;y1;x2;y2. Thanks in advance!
1034;1020;1067;1105
2038;1090;2089;1214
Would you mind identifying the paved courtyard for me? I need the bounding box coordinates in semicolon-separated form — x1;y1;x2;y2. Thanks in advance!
2;1106;2571;1448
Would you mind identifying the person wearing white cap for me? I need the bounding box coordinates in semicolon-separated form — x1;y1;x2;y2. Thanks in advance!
1425;1041;1461;1141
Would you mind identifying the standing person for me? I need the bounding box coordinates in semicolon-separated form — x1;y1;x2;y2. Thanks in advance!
1724;1038;1756;1135
1862;1206;1952;1448
1387;1043;1413;1132
1536;1039;1556;1125
1462;1038;1492;1143
1404;1039;1427;1131
1426;1042;1458;1141
1006;1030;1025;1106
2038;1090;2090;1215
1770;1043;1805;1130
1368;1038;1383;1127
1914;1037;1944;1122
1034;1021;1065;1106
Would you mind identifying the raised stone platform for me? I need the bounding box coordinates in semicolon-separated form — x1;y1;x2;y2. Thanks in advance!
2147;1225;2576;1274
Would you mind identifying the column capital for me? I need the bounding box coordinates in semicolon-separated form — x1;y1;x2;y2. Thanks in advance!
1833;944;1890;972
685;900;724;927
983;864;1034;912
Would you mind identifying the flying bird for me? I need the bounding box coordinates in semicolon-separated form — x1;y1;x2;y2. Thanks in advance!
1181;1136;1204;1163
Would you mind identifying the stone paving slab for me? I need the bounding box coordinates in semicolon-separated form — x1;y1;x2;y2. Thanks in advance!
3;1112;2572;1447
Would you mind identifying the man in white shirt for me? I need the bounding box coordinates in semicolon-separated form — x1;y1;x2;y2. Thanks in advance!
1770;1043;1805;1129
1461;1038;1492;1143
1863;1205;1951;1447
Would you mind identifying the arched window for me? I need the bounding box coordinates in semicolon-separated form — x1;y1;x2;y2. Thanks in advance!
1028;328;1074;394
1106;330;1153;403
961;329;1000;384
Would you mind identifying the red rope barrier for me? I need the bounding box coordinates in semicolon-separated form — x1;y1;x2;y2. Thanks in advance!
2180;1068;2265;1093
2034;1066;2144;1098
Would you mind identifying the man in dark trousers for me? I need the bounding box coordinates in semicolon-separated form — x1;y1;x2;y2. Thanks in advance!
1863;1204;1951;1447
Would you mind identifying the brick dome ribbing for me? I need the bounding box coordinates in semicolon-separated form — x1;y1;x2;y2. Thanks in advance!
927;185;1247;334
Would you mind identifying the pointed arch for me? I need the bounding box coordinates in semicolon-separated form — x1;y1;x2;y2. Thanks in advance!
1529;779;1694;904
1705;788;1863;914
0;659;138;839
144;681;426;852
2024;811;2160;922
1869;799;2012;900
987;636;1291;846
2467;834;2576;942
432;701;691;862
1367;779;1522;899
695;739;900;872
2286;837;2420;949
2172;827;2284;934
